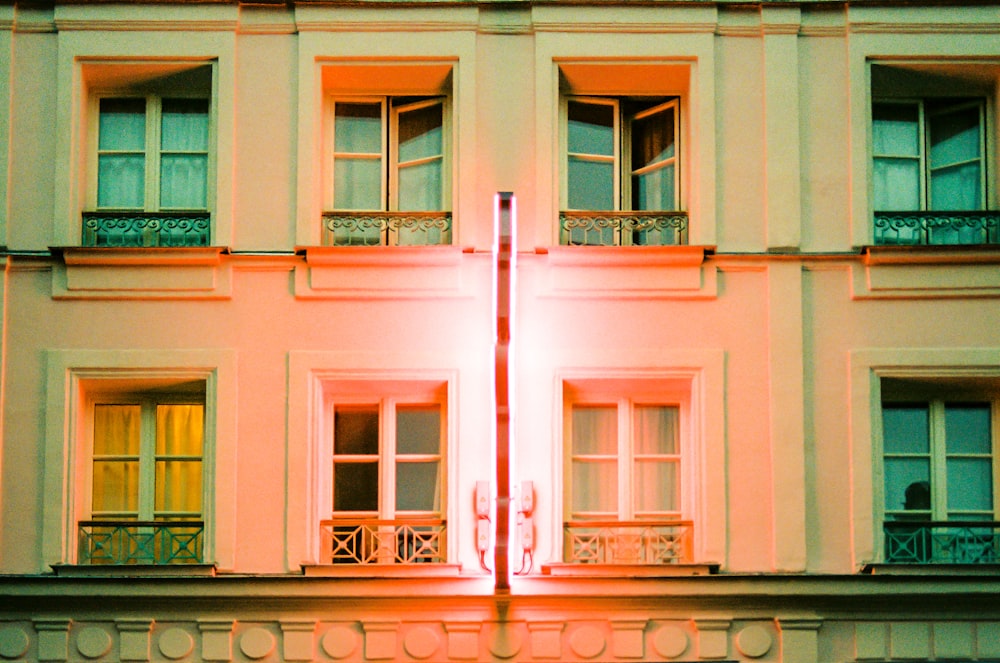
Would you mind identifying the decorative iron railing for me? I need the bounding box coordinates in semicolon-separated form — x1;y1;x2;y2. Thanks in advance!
82;211;211;248
873;211;1000;246
319;518;447;565
78;520;204;565
322;211;452;247
883;521;1000;564
564;520;694;564
560;211;688;247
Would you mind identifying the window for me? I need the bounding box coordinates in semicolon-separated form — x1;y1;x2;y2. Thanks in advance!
562;96;686;246
321;387;446;564
881;392;999;564
80;389;206;565
563;382;692;565
324;96;451;246
83;64;213;248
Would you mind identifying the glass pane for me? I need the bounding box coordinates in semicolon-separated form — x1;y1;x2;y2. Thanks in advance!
882;404;930;453
929;162;981;211
929;105;980;169
154;460;202;513
334;406;379;455
398;159;442;211
334;461;379;511
397;405;440;455
633;164;675;211
631;106;675;170
161;99;209;151
634;406;678;455
335;102;382;154
873;158;920;210
98;154;145;208
92;460;139;514
568;101;614;156
334;158;382;210
947;458;993;512
395;461;441;512
568;157;614;210
160;154;208;209
94;405;141;455
397;103;443;163
571;460;616;513
884;458;931;512
633;460;678;513
572;406;617;455
99;99;146;151
155;405;204;456
872;103;920;156
946;403;992;454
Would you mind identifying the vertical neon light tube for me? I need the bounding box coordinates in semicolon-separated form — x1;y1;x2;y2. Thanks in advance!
493;192;515;592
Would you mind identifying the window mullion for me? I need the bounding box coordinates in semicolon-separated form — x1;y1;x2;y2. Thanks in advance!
929;399;949;520
619;398;631;520
918;100;928;211
383;99;392;213
139;401;157;520
147;97;162;212
613;100;622;213
381;397;395;519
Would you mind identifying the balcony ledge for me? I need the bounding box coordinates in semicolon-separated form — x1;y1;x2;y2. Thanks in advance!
541;563;719;577
862;563;1000;576
51;563;217;578
301;563;462;578
863;244;1000;266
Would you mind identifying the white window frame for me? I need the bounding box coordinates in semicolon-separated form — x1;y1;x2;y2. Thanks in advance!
872;97;988;212
562;95;681;213
324;95;451;214
325;388;446;521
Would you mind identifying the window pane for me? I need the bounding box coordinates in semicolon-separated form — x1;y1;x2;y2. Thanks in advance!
572;406;617;455
929;105;980;169
94;405;141;455
568;102;614;156
395;461;441;512
633;460;678;513
884;458;930;512
398;159;442;211
946;403;992;454
873;158;920;210
156;405;204;456
334;407;379;455
397;405;440;455
571;460;616;514
882;404;930;453
155;460;202;513
634;406;678;455
160;154;208;209
568;157;614;210
947;458;993;512
929;162;981;211
334;461;379;512
335;103;382;154
161;99;209;152
99;99;146;151
98;154;146;208
633;164;675;211
398;103;443;163
631;106;675;170
872;103;920;156
92;460;139;514
334;158;382;209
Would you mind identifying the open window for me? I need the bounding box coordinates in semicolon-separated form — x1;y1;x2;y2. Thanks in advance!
321;64;453;247
78;381;207;566
81;63;215;248
870;63;999;246
320;381;447;565
561;379;693;566
879;378;999;564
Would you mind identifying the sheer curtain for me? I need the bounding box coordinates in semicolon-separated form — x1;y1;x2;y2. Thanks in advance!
159;99;209;210
92;404;142;517
154;404;204;519
872;103;921;211
571;406;618;518
97;99;146;209
632;406;679;517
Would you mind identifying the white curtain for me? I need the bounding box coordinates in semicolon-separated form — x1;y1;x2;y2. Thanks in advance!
159;100;209;210
571;406;617;517
92;405;142;516
97;100;146;209
154;404;204;518
632;406;679;516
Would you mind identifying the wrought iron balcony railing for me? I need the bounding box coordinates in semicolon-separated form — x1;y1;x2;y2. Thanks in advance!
883;520;1000;564
319;518;447;565
322;211;452;247
560;211;688;247
564;520;694;565
82;211;211;248
78;520;204;565
873;211;1000;246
